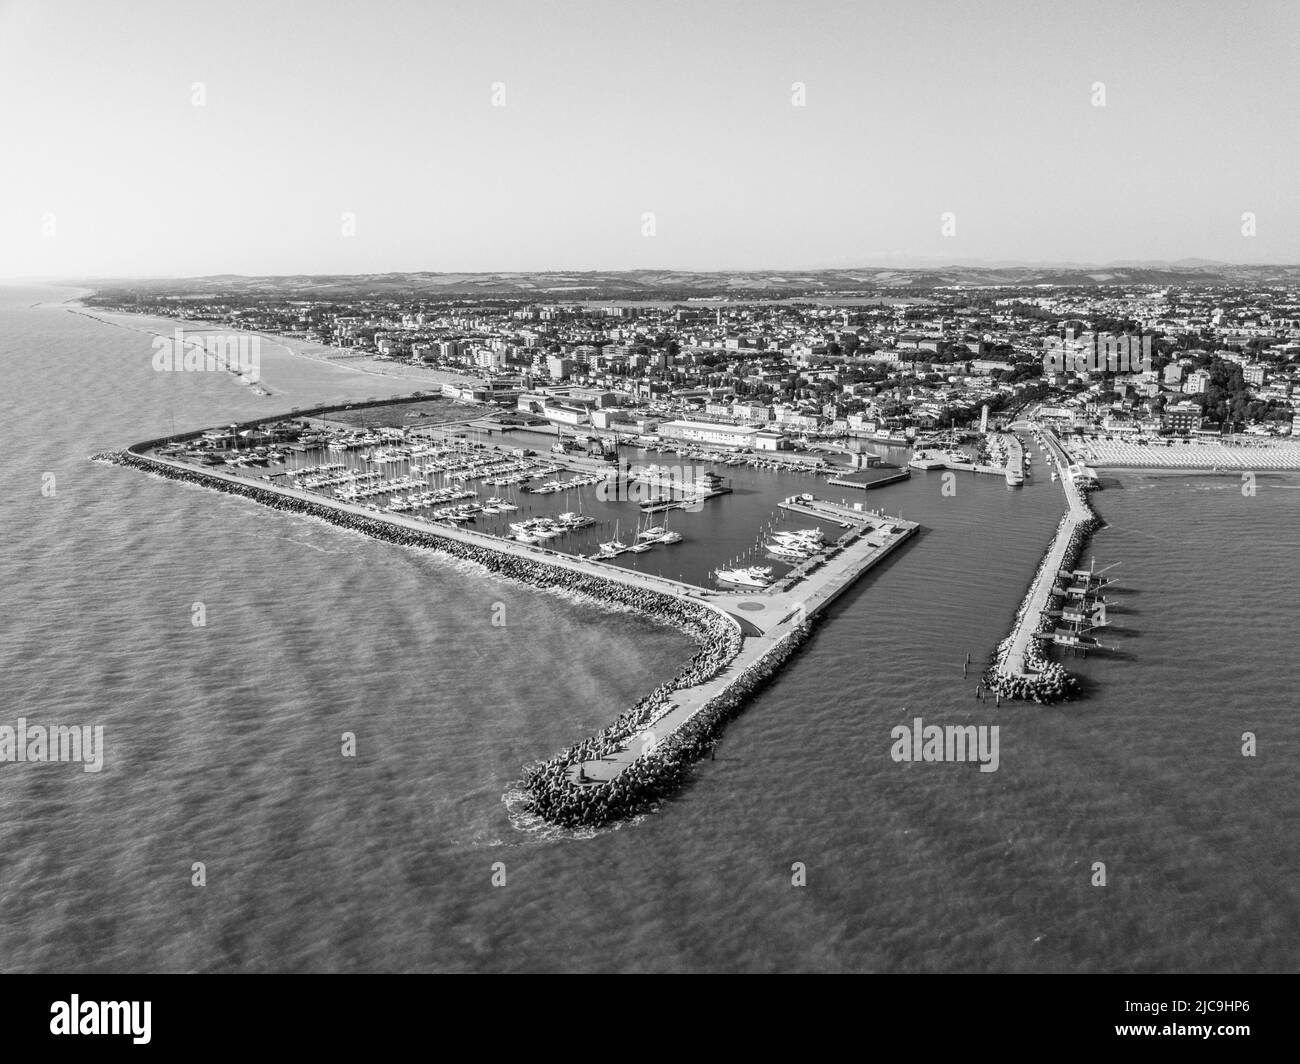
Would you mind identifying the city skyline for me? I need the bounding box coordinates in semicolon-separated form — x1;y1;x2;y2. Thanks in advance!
3;0;1299;278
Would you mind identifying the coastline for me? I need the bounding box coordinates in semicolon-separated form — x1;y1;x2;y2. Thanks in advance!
1065;437;1300;473
66;301;486;391
1093;465;1300;477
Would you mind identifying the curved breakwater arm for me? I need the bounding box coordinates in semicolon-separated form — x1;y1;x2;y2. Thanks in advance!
90;444;759;828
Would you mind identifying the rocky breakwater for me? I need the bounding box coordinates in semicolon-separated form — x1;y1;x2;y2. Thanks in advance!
986;487;1103;705
91;448;770;827
524;620;812;829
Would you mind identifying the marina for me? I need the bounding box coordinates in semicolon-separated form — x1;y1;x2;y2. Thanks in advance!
118;395;1110;721
97;403;919;828
115;394;1118;723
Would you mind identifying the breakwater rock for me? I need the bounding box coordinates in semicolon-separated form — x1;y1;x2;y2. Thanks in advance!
94;448;762;826
524;621;813;828
986;499;1104;705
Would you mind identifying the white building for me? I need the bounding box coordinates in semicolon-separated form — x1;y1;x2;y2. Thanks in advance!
657;420;761;449
475;347;506;371
541;403;589;426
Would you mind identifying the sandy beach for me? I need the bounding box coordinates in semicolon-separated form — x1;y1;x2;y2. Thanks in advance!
67;302;486;392
1065;434;1300;471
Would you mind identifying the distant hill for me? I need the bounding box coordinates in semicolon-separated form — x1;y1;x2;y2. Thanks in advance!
77;263;1300;302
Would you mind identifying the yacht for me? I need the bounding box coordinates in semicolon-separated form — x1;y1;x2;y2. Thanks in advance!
772;529;823;545
767;541;814;559
715;567;773;588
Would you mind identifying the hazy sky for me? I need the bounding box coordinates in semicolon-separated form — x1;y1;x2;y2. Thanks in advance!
2;0;1297;278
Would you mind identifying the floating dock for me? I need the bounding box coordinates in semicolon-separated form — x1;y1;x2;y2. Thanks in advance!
826;469;911;491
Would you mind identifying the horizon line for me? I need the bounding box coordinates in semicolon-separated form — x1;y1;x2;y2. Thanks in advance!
7;260;1300;286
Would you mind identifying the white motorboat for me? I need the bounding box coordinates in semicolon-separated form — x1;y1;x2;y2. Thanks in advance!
715;567;772;588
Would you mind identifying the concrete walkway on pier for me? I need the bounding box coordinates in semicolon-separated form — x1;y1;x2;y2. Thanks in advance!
997;426;1093;678
573;513;919;784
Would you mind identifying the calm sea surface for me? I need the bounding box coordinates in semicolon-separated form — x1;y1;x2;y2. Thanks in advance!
2;286;1297;972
